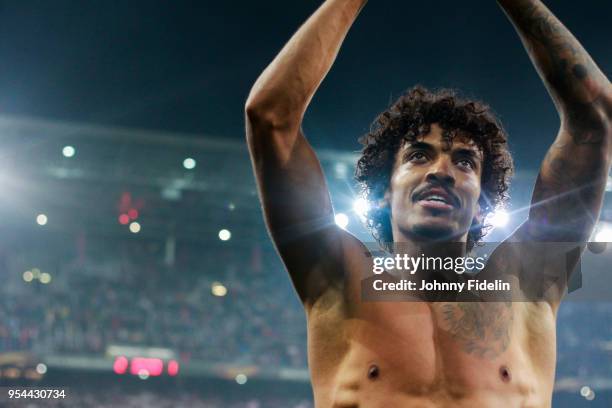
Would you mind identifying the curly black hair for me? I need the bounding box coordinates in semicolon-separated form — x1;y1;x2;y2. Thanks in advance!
355;85;514;251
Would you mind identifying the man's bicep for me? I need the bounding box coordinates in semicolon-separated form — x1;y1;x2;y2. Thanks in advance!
247;126;347;303
523;127;610;242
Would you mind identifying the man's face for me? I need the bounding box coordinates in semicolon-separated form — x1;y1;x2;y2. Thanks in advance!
387;123;483;243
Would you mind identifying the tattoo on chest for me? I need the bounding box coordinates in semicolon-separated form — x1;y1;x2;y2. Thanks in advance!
439;302;513;359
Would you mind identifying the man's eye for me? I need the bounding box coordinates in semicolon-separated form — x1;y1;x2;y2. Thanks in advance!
408;152;428;162
457;159;475;169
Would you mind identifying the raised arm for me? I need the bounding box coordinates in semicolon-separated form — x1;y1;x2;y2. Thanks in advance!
245;0;368;307
497;0;612;243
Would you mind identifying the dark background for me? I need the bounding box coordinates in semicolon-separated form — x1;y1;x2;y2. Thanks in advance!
0;0;610;170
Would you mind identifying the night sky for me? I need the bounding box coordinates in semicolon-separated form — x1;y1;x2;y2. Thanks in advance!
0;0;609;170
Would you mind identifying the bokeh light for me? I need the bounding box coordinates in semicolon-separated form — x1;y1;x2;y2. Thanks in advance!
23;271;34;282
40;272;52;284
62;145;76;158
113;356;129;375
218;229;231;241
36;214;48;226
211;282;228;297
129;222;141;233
183;157;196;169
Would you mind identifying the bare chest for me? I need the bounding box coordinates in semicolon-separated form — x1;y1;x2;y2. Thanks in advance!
308;300;556;407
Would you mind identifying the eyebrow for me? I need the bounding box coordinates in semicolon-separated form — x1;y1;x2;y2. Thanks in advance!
453;147;482;160
403;142;483;162
403;141;435;152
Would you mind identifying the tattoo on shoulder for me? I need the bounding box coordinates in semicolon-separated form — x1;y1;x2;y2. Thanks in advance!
438;302;513;359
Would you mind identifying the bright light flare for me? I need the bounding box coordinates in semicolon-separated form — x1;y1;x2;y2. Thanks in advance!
594;224;612;243
487;209;509;228
235;373;247;384
353;198;370;218
335;213;349;229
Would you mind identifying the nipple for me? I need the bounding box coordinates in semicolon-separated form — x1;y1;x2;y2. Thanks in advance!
500;365;511;383
367;364;380;380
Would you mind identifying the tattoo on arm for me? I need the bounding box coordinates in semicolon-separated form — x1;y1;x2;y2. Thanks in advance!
500;0;611;144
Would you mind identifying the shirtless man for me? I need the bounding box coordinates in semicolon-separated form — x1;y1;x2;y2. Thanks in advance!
245;0;612;406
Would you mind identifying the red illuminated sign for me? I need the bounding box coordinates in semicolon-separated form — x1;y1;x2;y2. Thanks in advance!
112;356;180;377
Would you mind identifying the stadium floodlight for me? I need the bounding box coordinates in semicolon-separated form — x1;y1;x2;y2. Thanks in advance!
129;222;141;233
218;229;231;241
488;209;509;228
594;223;612;243
235;373;247;385
36;214;48;226
353;197;369;218
22;271;33;282
62;145;75;158
183;157;196;170
35;364;47;375
335;213;349;229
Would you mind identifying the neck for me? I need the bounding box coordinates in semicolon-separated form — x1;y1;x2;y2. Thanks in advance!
390;226;468;282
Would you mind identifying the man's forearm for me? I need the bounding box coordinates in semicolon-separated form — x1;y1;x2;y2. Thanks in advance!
245;0;367;129
497;0;611;137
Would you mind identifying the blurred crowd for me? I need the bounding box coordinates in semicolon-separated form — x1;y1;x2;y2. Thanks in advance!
0;233;611;380
0;235;307;368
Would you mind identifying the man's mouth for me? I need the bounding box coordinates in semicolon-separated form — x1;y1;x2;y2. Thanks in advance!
414;188;458;211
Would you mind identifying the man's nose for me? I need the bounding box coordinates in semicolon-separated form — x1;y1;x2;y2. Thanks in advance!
425;157;455;186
